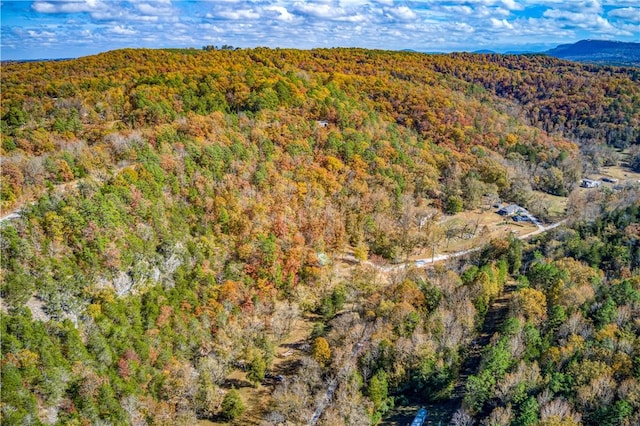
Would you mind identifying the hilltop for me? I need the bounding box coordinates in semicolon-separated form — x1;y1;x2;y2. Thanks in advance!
545;39;640;66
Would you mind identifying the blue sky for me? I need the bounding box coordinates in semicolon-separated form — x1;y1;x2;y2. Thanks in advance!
1;0;639;60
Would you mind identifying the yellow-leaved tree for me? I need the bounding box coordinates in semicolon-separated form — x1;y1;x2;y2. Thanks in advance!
312;337;331;366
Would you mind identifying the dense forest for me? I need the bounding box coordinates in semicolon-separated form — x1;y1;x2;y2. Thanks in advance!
465;204;640;426
1;48;639;425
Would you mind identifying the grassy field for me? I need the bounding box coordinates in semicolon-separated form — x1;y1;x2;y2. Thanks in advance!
575;160;640;200
411;208;537;260
589;161;640;183
528;191;568;220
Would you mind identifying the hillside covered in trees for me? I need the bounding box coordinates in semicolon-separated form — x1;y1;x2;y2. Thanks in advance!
1;48;639;425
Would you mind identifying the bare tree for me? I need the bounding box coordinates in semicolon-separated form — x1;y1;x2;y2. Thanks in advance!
121;395;147;426
540;398;581;424
270;301;301;341
482;406;512;426
198;356;228;386
496;361;541;404
451;408;475;426
272;377;314;424
557;312;593;341
577;374;616;411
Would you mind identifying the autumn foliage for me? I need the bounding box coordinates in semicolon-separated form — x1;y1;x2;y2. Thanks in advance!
1;47;639;424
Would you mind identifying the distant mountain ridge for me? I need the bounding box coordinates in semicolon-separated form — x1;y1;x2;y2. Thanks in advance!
544;39;640;66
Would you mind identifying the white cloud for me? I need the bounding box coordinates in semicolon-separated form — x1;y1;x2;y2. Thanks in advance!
136;2;175;16
294;3;342;19
27;29;56;38
199;23;224;32
265;5;295;22
455;22;475;33
343;14;368;22
217;8;261;20
491;17;514;29
90;9;160;22
616;22;640;34
543;9;579;20
540;0;602;13
110;25;137;35
387;6;417;21
442;5;473;15
338;0;370;6
476;6;499;18
501;0;524;10
608;7;640;23
32;0;107;14
543;7;622;33
602;0;638;5
31;2;56;13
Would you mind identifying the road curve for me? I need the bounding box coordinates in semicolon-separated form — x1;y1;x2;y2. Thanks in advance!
409;218;568;267
0;210;21;224
340;218;569;273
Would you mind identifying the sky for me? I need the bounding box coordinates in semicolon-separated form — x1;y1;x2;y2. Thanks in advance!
1;0;639;60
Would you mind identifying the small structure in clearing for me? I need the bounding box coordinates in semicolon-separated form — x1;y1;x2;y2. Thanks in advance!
497;204;523;216
581;178;601;188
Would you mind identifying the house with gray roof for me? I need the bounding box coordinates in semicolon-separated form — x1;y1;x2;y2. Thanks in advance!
497;204;522;216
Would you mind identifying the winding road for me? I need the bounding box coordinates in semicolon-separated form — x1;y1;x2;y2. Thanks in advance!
0;210;21;224
406;218;567;268
340;218;568;274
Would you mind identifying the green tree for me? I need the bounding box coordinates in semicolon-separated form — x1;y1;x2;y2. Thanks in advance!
1;364;38;424
515;396;539;426
246;352;266;387
445;194;464;214
464;371;495;413
220;387;246;421
368;370;391;417
507;236;523;275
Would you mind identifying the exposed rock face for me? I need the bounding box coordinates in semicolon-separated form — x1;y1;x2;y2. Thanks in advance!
95;242;186;296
